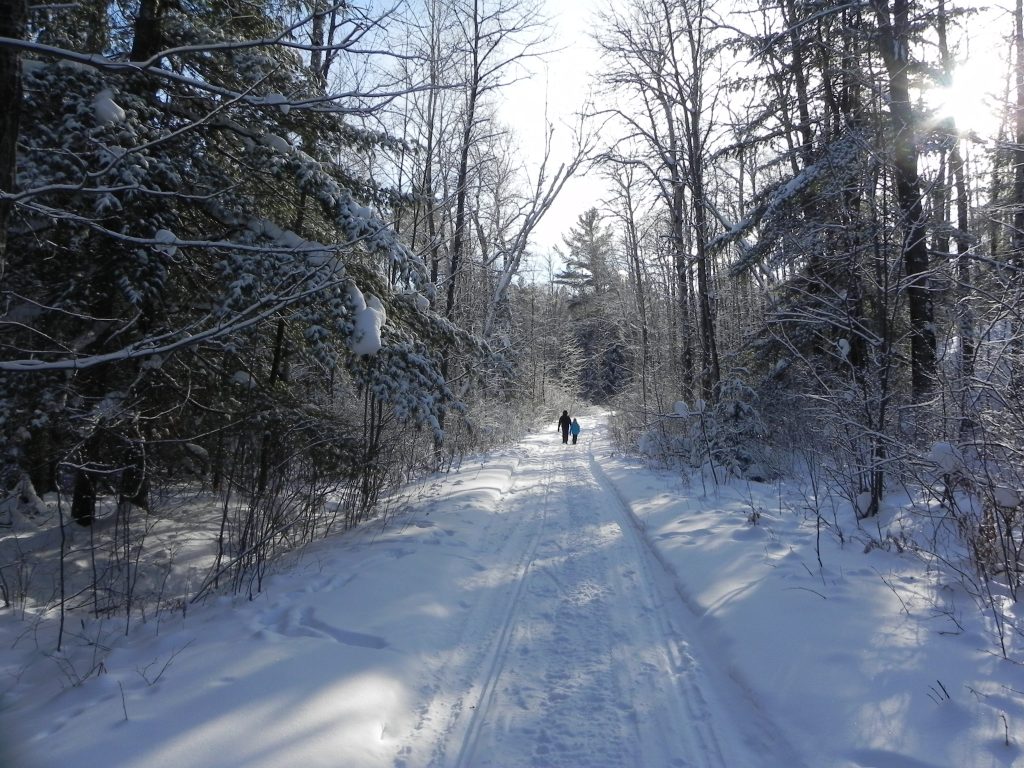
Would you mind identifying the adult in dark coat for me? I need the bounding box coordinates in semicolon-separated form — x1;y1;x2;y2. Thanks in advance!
557;410;571;444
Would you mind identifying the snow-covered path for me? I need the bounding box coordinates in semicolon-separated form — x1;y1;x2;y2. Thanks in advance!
8;417;804;768
391;431;796;768
18;414;1022;768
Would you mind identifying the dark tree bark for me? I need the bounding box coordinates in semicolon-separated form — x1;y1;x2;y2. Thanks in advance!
131;0;165;62
871;0;937;401
1014;0;1024;265
950;144;973;381
670;160;695;397
783;0;815;170
669;0;720;401
445;0;481;327
0;0;27;282
309;0;327;86
71;469;97;526
936;0;976;407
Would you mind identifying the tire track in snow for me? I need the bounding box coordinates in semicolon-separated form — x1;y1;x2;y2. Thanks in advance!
456;445;637;767
582;445;728;768
394;447;556;768
450;452;558;768
443;441;715;767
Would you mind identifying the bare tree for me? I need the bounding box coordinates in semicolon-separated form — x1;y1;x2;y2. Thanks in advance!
596;0;725;402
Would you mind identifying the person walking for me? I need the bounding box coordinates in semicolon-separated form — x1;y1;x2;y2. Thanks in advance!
570;418;581;445
557;410;571;444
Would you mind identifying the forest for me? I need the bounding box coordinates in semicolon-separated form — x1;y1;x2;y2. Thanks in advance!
0;0;1022;658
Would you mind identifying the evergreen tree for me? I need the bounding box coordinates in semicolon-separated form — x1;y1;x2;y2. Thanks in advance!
555;208;619;299
0;1;474;527
554;208;629;403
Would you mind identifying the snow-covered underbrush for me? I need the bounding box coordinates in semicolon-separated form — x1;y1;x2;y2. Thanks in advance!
616;379;781;484
0;466;414;655
622;400;1024;670
598;449;1024;767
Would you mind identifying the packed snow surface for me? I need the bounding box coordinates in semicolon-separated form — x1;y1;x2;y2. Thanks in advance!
2;414;1022;767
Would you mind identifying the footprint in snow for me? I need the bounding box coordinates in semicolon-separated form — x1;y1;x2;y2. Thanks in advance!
260;605;389;649
299;606;389;649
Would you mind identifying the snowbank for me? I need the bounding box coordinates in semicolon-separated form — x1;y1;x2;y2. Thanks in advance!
599;444;1024;768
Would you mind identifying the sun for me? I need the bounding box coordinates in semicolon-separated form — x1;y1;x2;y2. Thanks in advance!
927;58;1006;139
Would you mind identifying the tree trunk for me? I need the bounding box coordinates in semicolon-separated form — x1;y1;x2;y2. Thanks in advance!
871;0;936;401
620;178;650;412
437;0;481;453
936;0;976;422
446;17;480;324
783;0;815;169
950;144;973;382
1014;0;1024;264
671;181;695;398
131;0;164;62
309;0;327;87
0;0;26;282
71;469;97;527
692;175;720;401
664;0;720;402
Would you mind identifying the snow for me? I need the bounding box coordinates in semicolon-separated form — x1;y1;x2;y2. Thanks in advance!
855;490;874;517
280;229;304;249
231;370;257;388
154;228;178;257
94;88;126;124
930;442;965;476
2;413;1023;767
993;485;1020;510
637;429;660;456
260;133;293;154
347;282;386;356
261;93;291;115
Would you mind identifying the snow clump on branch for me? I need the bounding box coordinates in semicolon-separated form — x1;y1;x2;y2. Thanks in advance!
93;89;125;124
261;93;291;115
154;229;177;257
260;133;293;155
928;442;965;475
993;486;1020;509
347;282;386;356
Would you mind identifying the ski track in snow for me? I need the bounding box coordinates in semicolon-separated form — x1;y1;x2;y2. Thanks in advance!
394;433;802;768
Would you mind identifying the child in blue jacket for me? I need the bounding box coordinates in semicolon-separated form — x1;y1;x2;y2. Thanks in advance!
570;418;581;444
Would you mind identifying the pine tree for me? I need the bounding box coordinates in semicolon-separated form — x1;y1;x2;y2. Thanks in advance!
554;208;619;299
554;208;629;402
0;1;474;525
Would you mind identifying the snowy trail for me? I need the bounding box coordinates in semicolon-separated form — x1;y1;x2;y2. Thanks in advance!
393;429;799;768
11;417;1024;768
10;417;810;768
